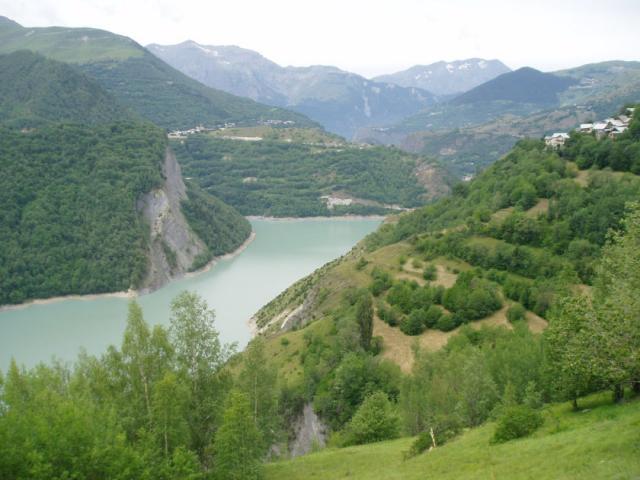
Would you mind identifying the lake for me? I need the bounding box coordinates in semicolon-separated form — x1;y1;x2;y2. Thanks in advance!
0;218;381;371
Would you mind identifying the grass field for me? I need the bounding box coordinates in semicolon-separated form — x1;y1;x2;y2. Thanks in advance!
265;393;640;479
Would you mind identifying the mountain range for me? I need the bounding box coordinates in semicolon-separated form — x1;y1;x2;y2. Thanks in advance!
373;58;511;96
147;41;445;138
0;16;312;130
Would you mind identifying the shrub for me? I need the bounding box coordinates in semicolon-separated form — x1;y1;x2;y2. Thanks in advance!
370;336;384;356
491;405;543;444
507;303;526;323
355;257;369;271
435;314;456;332
280;337;290;347
424;305;443;329
343;392;399;446
423;264;438;281
370;267;394;296
412;258;423;269
377;301;400;327
400;309;426;336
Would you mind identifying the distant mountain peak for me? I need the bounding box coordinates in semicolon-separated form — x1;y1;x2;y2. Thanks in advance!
0;15;22;29
374;58;511;96
450;66;578;105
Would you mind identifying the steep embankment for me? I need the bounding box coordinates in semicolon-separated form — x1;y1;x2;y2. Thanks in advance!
137;148;209;291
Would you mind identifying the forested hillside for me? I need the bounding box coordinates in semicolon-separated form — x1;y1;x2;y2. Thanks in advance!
0;50;135;127
0;47;251;306
1;107;639;478
174;130;450;216
0;16;313;130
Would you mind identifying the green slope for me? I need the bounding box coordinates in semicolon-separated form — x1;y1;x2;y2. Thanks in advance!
173;130;449;217
0;16;315;130
0;47;251;306
265;394;640;480
0;50;136;127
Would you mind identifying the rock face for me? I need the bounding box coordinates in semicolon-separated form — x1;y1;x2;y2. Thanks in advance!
137;147;207;292
290;403;327;457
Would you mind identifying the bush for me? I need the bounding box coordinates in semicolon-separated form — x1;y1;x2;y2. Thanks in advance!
435;314;456;332
370;336;384;356
377;302;400;327
491;405;543;444
280;337;290;347
424;305;443;329
355;257;369;271
423;264;438;281
507;303;526;323
400;309;426;335
343;392;399;446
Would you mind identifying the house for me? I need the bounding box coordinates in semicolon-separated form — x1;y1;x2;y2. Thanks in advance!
545;132;570;148
593;122;610;139
609;126;628;139
579;123;594;133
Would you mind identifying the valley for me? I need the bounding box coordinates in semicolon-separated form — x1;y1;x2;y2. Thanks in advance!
0;6;639;480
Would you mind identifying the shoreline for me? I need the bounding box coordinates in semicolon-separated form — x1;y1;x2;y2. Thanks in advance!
0;230;258;314
246;214;387;222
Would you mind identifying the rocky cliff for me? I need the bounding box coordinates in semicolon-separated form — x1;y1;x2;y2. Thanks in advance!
137;147;208;292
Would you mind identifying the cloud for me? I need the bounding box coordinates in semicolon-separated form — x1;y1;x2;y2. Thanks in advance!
0;0;638;76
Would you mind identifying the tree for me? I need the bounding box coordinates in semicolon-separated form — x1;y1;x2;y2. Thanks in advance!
169;291;235;456
236;338;279;451
213;391;263;480
152;372;190;456
343;391;399;446
356;293;374;350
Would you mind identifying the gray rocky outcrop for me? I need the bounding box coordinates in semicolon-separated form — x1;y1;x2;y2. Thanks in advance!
290;403;327;457
137;147;207;292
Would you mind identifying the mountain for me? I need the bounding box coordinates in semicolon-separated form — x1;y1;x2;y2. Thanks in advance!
0;50;136;128
373;58;511;96
172;126;451;217
357;61;640;177
147;40;437;138
0;17;313;130
0;48;251;306
451;67;578;105
235;106;640;473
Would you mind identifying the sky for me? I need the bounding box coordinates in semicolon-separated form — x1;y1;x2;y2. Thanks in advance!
1;0;639;77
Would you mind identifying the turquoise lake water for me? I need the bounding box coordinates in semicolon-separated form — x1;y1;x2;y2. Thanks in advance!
0;218;381;371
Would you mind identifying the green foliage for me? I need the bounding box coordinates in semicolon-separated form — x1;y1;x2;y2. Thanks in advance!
356;294;374;350
213;391;263;480
422;263;437;281
400;309;426;336
507;303;526;323
236;338;280;451
545;202;640;405
442;271;502;323
0;50;135;128
491;405;544;444
343;392;399;446
0;21;312;130
370;267;393;296
0;292;239;479
174;136;430;216
181;182;251;258
0;122;166;305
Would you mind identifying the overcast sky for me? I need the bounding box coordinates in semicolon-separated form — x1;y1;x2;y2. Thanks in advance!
2;0;639;77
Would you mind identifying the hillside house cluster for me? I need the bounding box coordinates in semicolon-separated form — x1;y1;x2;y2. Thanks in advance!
167;122;237;139
545;107;635;148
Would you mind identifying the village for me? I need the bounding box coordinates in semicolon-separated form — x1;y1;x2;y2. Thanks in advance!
544;106;635;148
167;118;296;139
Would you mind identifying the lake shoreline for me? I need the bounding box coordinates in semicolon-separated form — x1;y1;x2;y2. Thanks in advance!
246;214;387;222
0;230;258;314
